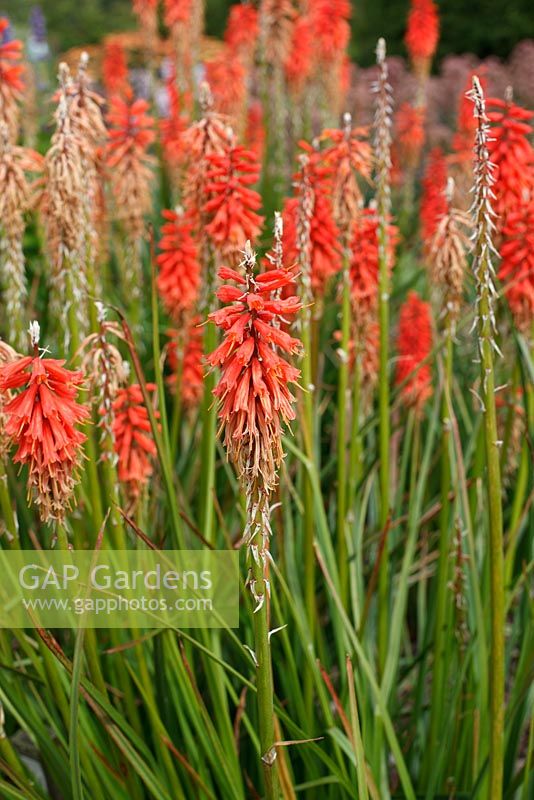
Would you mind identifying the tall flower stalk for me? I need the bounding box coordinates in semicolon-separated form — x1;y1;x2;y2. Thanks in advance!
373;37;393;679
424;177;470;779
207;241;301;799
467;75;505;800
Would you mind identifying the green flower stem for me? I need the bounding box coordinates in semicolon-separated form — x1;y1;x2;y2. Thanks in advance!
424;332;454;784
250;549;279;799
336;262;351;608
199;319;217;543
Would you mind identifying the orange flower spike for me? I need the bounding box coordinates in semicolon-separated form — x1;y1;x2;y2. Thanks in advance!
203;140;264;265
284;14;313;95
404;0;439;78
420;147;448;254
320;113;373;241
166;322;204;408
157;207;201;321
396;102;425;171
310;0;351;63
112;383;158;499
245;101;266;164
207;242;301;490
499;195;534;333
0;17;24;138
159;64;188;168
204;52;247;120
106;88;155;161
0;322;90;522
396;291;434;412
164;0;193;28
225;3;259;64
102;41;128;96
350;207;398;322
486;95;534;228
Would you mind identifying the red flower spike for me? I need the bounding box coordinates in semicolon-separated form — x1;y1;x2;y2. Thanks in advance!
395;103;425;172
166;321;204;408
245;101;266;165
396;291;433;411
284;14;313;95
0;18;24;94
349;207;399;326
498;195;534;333
420;147;448;254
225;3;259;64
112;383;158;500
310;0;351;63
282;149;343;292
207;243;301;491
164;0;193;29
159;65;188;168
106;88;155;162
486;96;534;229
102;41;128;96
0;352;90;522
204;51;247;120
157;208;201;321
404;0;439;76
203;142;264;265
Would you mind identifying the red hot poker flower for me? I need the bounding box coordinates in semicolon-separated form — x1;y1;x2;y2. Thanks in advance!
224;3;259;65
157;207;201;321
245;101;266;165
350;207;399;328
204;51;247;121
486;97;534;228
166;321;204;409
420;147;448;254
207;244;301;492
203;142;264;265
159;64;188;170
284;14;313;95
499;194;534;333
395;102;425;172
396;291;433;412
102;40;128;96
404;0;439;77
0;17;24;138
310;0;351;63
0;341;89;522
112;383;158;501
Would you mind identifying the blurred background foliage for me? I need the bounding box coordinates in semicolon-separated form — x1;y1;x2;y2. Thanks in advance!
2;0;534;66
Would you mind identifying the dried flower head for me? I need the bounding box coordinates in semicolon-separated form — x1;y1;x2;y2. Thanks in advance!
396;291;433;412
41;67;87;346
157;207;201;321
0;325;89;522
260;0;296;66
430;178;471;333
207;242;301;495
0;126;43;349
404;0;439;79
467;76;500;362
